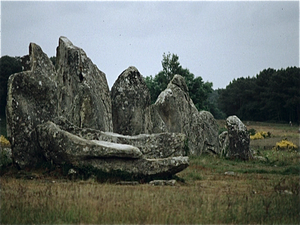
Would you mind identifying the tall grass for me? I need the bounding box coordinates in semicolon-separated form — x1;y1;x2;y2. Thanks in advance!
1;121;299;224
1;148;299;224
1;175;299;224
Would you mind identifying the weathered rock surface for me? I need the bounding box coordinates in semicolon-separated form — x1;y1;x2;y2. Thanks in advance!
153;75;220;155
6;43;58;167
37;121;188;177
37;121;143;164
56;37;113;131
54;117;187;159
6;37;189;179
6;37;113;168
111;66;151;135
149;179;177;186
219;131;229;157
225;115;251;160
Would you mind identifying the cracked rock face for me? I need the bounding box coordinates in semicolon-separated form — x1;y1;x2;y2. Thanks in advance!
6;36;189;179
55;37;113;131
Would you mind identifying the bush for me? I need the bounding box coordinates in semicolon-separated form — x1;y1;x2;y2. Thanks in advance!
218;127;227;135
0;135;10;147
250;131;271;140
248;128;256;136
0;146;12;168
273;140;298;151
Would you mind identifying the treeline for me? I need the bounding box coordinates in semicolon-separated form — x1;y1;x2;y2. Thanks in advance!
218;67;300;123
0;56;22;116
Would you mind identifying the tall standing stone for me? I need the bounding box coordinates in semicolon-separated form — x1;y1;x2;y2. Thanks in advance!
55;37;112;131
6;37;113;168
6;43;58;168
111;66;151;135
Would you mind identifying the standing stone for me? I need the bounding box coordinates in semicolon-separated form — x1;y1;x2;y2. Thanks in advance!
56;36;112;131
6;43;58;168
6;37;113;168
111;66;151;135
153;75;220;155
198;111;221;155
226;115;251;160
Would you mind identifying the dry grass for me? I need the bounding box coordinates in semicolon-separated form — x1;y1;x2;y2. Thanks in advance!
1;172;299;224
1;121;300;224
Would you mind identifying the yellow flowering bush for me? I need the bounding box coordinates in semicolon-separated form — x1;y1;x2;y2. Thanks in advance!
250;131;270;140
273;140;298;151
0;135;10;147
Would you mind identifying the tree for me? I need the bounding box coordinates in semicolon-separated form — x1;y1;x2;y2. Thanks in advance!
0;56;22;116
145;52;214;112
218;67;300;123
50;56;56;67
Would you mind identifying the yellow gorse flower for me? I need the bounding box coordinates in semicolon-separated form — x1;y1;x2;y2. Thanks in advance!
273;140;298;151
0;135;10;147
250;131;269;140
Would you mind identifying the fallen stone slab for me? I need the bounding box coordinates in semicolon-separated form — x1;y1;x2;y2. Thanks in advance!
149;179;177;186
116;181;139;185
84;156;189;178
54;116;188;159
37;121;189;178
37;121;143;165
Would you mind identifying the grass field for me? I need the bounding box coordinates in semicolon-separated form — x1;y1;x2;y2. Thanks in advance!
1;121;299;224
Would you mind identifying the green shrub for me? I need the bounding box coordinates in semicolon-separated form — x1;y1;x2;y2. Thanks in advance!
248;128;256;136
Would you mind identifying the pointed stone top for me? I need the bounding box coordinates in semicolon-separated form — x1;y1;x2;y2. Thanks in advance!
59;36;74;46
113;66;144;86
24;42;54;72
120;66;140;76
169;74;189;93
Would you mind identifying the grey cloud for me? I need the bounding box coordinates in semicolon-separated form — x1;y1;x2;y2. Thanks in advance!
1;1;298;89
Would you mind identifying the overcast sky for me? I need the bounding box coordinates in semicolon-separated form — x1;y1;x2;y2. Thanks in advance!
1;1;299;89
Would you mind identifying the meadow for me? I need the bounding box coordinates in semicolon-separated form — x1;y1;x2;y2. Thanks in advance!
1;121;299;224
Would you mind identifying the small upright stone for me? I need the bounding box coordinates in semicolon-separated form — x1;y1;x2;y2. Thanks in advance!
226;115;251;160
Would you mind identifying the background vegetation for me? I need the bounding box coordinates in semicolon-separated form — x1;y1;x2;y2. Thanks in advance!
218;67;300;123
144;53;214;111
0;56;22;117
